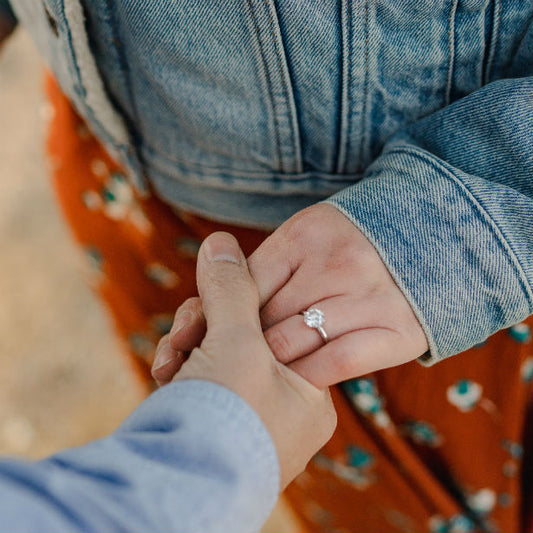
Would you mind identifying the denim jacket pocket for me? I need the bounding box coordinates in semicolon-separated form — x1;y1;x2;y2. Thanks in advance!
447;0;533;102
243;0;303;175
87;0;303;190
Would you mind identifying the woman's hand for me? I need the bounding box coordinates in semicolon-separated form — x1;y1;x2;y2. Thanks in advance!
247;203;429;387
161;204;428;388
153;232;336;489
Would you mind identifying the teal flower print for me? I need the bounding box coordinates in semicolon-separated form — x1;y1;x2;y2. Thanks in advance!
150;314;175;337
508;323;531;343
446;379;482;412
83;245;104;273
313;444;377;489
128;333;156;361
402;420;443;447
448;514;475;533
145;263;180;289
497;493;513;507
101;173;134;221
97;173;151;233
521;357;533;383
501;439;523;459
502;460;518;478
343;378;392;428
428;515;447;533
466;488;496;515
81;190;102;210
346;445;374;468
176;237;202;258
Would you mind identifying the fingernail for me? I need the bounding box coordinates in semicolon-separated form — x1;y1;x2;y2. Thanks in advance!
170;310;193;337
204;233;241;263
152;341;173;372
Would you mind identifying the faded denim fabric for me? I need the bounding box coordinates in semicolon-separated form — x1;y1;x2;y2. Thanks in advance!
6;1;533;362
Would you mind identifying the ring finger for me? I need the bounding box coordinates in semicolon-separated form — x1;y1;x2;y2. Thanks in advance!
263;294;386;364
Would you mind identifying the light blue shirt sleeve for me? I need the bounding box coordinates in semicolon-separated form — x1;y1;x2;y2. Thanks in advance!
327;76;533;364
0;380;279;533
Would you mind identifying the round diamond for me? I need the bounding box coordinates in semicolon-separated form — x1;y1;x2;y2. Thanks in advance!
303;308;325;328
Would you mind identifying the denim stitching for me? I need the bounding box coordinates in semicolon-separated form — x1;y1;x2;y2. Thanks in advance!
246;0;283;172
57;0;124;152
483;0;502;85
445;0;458;106
142;142;361;184
263;0;302;173
335;0;350;174
101;0;143;145
386;146;533;306
358;0;370;172
340;0;354;175
57;1;86;98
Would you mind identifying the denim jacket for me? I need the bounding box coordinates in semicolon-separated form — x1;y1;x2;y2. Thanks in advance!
2;1;532;364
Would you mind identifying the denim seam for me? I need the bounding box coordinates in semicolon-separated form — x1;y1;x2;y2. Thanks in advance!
344;0;354;174
140;140;363;182
335;0;350;174
245;0;283;172
102;0;143;148
264;0;303;173
358;0;370;172
57;1;124;154
483;0;502;85
146;158;362;191
336;0;354;175
445;0;458;106
387;146;533;307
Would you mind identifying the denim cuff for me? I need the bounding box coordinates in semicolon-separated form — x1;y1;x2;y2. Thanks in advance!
326;147;533;365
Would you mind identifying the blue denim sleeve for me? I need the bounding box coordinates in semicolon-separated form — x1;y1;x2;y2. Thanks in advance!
0;380;279;533
326;77;533;365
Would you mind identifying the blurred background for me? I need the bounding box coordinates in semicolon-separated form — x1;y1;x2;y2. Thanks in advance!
0;28;296;532
0;27;143;460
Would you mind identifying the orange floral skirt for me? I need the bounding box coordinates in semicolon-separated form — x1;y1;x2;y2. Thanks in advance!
46;75;532;533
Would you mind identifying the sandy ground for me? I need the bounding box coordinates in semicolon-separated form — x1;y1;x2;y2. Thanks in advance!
0;28;143;460
0;28;296;532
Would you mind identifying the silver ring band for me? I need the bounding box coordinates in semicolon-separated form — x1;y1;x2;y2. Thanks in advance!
315;325;328;343
302;307;329;344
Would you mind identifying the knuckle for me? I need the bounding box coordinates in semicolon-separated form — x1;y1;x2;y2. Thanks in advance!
284;210;312;242
177;297;203;320
265;327;295;363
260;298;284;328
325;245;376;277
332;346;360;380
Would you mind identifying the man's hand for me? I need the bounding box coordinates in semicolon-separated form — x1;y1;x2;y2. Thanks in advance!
153;232;336;489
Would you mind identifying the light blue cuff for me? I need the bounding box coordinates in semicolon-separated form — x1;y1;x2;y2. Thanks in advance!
116;379;281;533
0;380;279;533
326;147;533;364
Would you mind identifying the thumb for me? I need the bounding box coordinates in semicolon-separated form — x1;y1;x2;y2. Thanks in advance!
197;232;261;333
